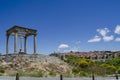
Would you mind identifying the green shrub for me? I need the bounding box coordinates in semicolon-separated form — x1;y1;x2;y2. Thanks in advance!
10;71;43;77
29;71;43;77
0;67;5;73
0;73;3;76
79;71;89;77
9;73;16;76
106;58;120;66
72;68;79;74
118;70;120;74
49;70;56;77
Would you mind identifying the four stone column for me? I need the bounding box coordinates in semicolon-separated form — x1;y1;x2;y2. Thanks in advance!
14;32;18;54
6;31;37;55
24;37;27;53
34;34;37;54
6;34;9;55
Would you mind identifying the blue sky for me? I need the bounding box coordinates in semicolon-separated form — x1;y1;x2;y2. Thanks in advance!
1;0;120;54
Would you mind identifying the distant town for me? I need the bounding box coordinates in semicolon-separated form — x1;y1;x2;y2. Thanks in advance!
50;51;120;62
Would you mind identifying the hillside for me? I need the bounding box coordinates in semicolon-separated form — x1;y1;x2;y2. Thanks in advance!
0;54;120;77
0;55;72;77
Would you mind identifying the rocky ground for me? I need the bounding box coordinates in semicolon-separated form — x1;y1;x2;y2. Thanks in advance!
0;55;72;77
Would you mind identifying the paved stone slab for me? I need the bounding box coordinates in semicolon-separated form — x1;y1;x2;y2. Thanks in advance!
0;76;119;80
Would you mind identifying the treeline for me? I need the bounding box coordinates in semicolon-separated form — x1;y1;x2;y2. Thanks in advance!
65;55;120;77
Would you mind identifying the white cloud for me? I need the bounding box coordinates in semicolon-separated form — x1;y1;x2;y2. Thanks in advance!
97;28;110;36
88;35;101;42
115;37;120;42
58;44;69;49
97;28;114;42
57;41;81;52
115;25;120;34
103;35;114;42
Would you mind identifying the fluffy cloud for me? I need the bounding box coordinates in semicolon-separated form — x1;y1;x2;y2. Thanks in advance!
97;28;114;42
115;37;120;42
97;28;110;36
58;41;81;52
88;26;120;43
103;35;114;42
115;25;120;34
88;35;101;42
58;44;69;49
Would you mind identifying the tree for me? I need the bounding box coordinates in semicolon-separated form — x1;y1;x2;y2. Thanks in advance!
106;58;120;66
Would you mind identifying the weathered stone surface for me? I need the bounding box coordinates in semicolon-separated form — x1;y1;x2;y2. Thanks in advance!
0;54;71;76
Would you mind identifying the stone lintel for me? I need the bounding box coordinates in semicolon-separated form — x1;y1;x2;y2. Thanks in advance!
6;25;37;36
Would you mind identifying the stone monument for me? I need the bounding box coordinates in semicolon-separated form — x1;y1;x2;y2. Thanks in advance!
6;25;37;55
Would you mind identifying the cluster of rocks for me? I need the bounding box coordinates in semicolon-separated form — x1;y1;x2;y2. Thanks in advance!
0;54;72;76
0;54;63;62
